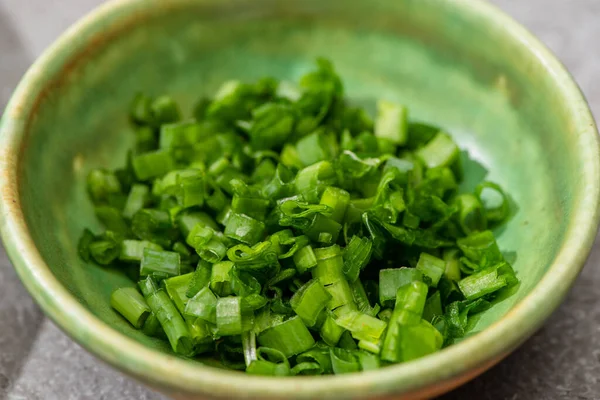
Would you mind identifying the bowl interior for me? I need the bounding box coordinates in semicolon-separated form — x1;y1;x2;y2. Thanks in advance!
9;0;592;395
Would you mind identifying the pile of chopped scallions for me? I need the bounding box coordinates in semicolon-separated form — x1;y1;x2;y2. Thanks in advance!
79;59;517;375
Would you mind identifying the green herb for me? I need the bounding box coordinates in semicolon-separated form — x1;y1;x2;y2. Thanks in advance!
79;59;518;374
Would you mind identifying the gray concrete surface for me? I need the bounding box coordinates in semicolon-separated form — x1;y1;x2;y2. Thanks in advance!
1;0;599;399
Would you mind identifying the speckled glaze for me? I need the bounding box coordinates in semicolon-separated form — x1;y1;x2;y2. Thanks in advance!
0;0;599;398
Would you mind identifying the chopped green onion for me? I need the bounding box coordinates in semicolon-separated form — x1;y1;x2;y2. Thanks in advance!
475;181;510;224
312;245;344;285
224;213;265;245
338;331;358;350
132;150;176;181
342;236;373;282
296;130;338;167
78;229;95;263
397;320;443;362
295;161;337;204
292;245;318;274
138;276;193;356
140;248;181;280
457;263;511;300
297;345;333;374
186;224;214;252
456;230;504;270
227;241;278;269
334;310;387;342
184;287;218;324
258;316;315;358
320;313;346;346
358;339;381;355
163;273;194;313
150;95;181;125
350;279;380;317
216;296;246;336
415;131;459;169
330;348;360;374
290;279;332;327
186;260;212;298
95;206;129;235
380;281;428;362
375;100;408;145
320;186;350;223
132;209;176;247
87;169;122;205
379;267;423;307
210;261;234;296
110;287;151;329
231;267;262;296
122;184;150;219
247;360;290;376
119;240;162;263
356;350;380;370
198;238;228;263
303;214;342;245
90;230;123;264
325;280;356;311
177;211;218;237
141;312;164;338
248;103;295;150
291;362;322;376
422;291;443;323
454;193;487;235
416;253;446;288
443;248;463;281
79;58;519;374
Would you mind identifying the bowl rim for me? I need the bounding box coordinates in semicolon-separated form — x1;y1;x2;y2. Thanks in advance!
1;0;599;397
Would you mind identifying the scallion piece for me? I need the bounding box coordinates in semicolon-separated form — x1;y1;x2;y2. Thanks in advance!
330;348;360;374
122;184;150;219
295;161;337;204
138;276;193;356
475;181;510;224
334;310;387;342
110;287;151;329
342;236;373;282
216;296;246;336
375;100;408;145
186;260;212;298
119;240;162;263
290;279;332;327
132;150;176;181
88;233;121;266
312;245;344;285
258;316;315;358
320;313;346;346
379;267;423;307
184;287;218;324
210;261;234;297
454;193;487;235
292;244;318;274
416;253;446;288
140;248;181;280
319;186;351;224
224;213;265;245
415;131;459;169
457;263;511;301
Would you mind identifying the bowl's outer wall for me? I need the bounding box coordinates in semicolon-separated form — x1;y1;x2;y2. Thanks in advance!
1;0;598;398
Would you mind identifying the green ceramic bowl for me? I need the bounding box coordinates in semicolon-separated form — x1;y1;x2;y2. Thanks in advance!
1;0;599;398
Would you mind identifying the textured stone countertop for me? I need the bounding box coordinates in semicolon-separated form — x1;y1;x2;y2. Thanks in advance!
1;1;599;399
